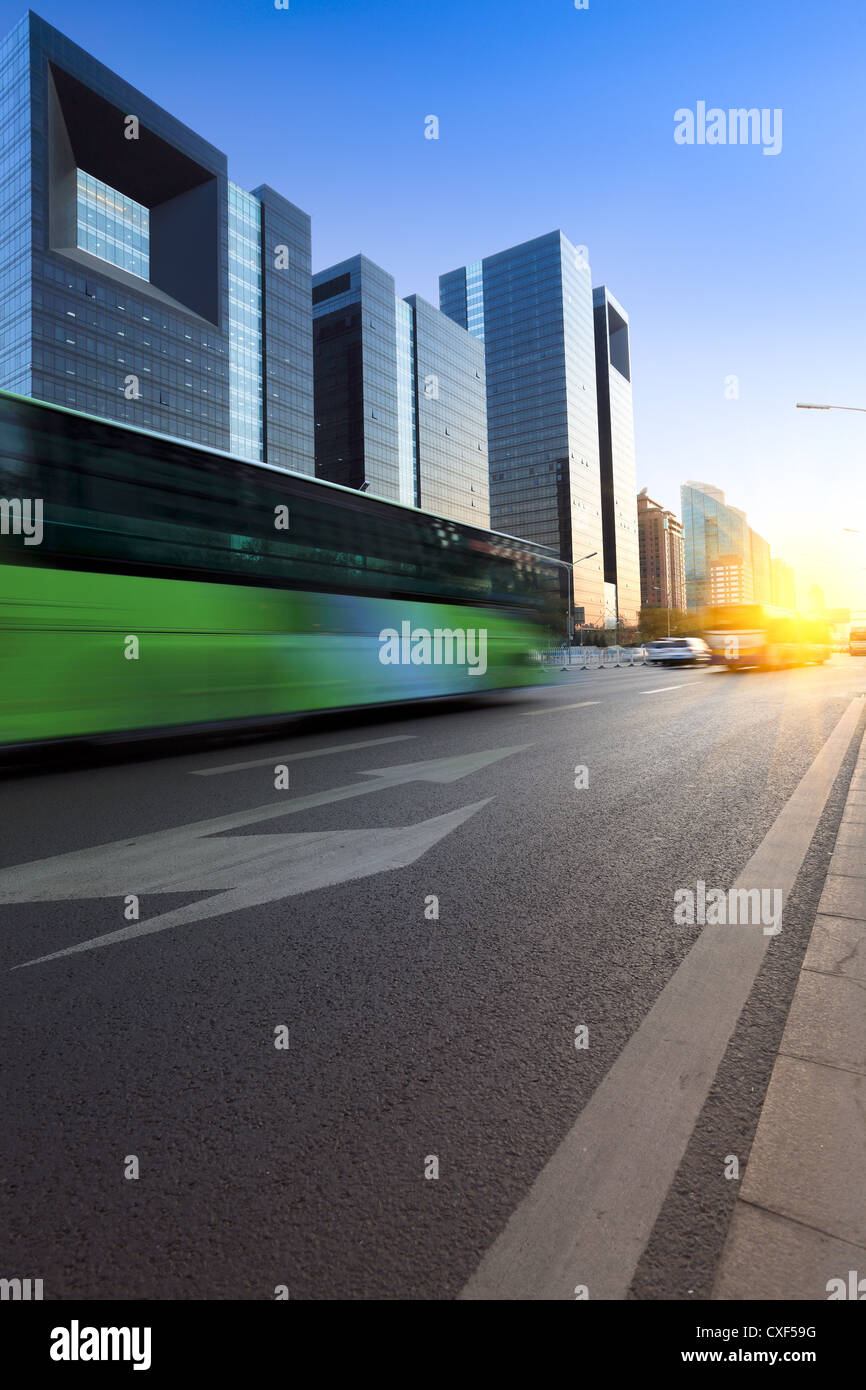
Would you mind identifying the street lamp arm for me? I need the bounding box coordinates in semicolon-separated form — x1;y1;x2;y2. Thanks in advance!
542;556;574;646
796;402;866;413
543;552;597;645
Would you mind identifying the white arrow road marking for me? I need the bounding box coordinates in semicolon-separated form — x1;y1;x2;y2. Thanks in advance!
12;803;490;968
4;744;529;967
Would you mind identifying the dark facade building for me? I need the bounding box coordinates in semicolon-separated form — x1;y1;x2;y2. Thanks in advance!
0;11;314;472
312;255;488;527
637;488;686;611
440;232;607;627
593;286;641;625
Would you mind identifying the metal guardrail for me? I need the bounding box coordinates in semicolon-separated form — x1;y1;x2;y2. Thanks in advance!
539;646;648;669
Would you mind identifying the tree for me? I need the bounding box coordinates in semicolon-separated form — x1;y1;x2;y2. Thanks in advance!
637;607;701;643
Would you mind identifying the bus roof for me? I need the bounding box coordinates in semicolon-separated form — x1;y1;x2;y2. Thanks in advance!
0;387;559;560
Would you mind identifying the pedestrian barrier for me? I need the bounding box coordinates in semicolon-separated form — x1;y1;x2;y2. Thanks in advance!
541;646;648;670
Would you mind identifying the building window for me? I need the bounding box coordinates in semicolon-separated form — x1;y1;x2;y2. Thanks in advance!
76;169;149;281
312;272;351;305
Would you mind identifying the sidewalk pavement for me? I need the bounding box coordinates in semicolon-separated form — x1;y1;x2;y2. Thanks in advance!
714;724;866;1300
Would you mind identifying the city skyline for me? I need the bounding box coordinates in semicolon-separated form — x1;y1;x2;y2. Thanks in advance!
2;0;864;1327
0;0;860;608
440;230;619;627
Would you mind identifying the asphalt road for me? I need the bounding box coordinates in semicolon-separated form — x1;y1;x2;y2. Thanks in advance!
1;656;864;1299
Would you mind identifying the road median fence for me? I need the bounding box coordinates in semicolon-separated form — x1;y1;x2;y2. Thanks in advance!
539;646;649;670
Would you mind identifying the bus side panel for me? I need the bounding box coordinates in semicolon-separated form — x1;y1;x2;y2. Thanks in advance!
0;564;552;745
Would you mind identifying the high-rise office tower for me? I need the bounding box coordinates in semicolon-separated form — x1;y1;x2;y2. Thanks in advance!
749;527;772;604
637;488;686;611
0;12;314;472
593;287;641;624
312;256;488;527
771;558;797;610
808;584;826;615
681;481;753;609
440;231;605;627
709;554;754;605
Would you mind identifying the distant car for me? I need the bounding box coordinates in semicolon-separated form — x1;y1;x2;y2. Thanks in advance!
850;627;866;656
646;637;712;666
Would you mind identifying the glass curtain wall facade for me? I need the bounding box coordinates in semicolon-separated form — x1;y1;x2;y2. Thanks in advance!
681;481;751;609
465;260;485;341
313;256;401;500
256;184;314;475
395;296;417;505
593;287;641;625
312;265;365;492
313;256;488;527
0;17;33;398
75;171;149;281
749;527;772;604
405;294;487;525
771;558;797;610
440;230;605;628
0;13;313;474
227;181;263;462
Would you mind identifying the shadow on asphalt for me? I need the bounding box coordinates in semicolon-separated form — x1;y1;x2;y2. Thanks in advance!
0;691;541;779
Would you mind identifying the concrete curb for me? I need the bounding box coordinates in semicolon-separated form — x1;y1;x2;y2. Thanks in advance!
713;725;866;1300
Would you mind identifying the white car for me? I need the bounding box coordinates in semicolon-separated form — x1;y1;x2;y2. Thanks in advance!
646;637;712;666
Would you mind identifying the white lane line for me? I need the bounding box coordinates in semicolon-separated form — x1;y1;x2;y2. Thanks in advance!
461;696;865;1301
191;734;415;776
522;701;601;717
640;685;684;694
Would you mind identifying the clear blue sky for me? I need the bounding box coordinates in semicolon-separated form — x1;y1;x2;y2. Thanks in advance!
5;0;865;606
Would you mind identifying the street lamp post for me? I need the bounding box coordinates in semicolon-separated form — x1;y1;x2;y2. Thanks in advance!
546;551;598;648
572;551;598;648
652;584;671;637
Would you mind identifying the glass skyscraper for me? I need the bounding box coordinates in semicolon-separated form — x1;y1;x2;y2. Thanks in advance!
0;12;313;473
749;527;772;604
312;255;488;527
593;287;641;625
227;181;263;461
681;481;752;609
441;231;606;627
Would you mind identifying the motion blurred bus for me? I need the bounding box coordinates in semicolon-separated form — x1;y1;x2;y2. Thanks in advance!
702;604;831;670
0;392;566;750
850;624;866;656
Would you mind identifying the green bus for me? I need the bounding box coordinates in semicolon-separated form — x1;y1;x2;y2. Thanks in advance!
0;391;565;749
